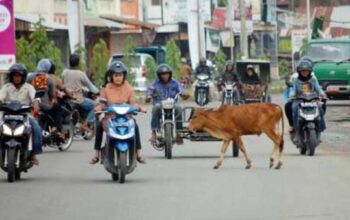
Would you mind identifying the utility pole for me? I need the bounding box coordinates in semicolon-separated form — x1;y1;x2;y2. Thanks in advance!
239;0;248;59
306;0;311;40
197;0;202;59
77;0;85;48
227;0;234;60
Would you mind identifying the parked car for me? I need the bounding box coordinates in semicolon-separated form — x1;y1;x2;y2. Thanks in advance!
108;53;154;92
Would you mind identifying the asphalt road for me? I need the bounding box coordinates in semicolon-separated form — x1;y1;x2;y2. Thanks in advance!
1;95;350;220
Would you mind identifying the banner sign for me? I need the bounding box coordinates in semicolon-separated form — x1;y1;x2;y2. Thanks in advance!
0;0;15;70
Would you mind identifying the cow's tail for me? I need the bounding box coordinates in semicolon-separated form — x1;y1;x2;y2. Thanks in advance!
278;105;284;153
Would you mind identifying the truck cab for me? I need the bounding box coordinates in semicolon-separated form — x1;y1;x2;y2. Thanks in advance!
305;38;350;99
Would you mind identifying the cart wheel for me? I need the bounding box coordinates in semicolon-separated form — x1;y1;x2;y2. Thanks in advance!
232;141;239;157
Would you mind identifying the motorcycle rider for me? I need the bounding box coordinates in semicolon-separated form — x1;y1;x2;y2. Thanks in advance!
90;61;147;164
0;63;42;165
180;57;192;86
146;64;189;146
285;60;327;135
219;60;240;91
62;54;99;132
193;57;215;101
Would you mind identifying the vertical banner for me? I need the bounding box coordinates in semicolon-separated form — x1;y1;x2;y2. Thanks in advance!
0;0;15;70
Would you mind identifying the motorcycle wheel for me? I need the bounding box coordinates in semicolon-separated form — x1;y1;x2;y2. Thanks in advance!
232;141;239;157
7;148;16;183
59;121;74;152
308;129;317;156
299;147;307;155
112;173;119;181
118;151;127;183
164;124;173;159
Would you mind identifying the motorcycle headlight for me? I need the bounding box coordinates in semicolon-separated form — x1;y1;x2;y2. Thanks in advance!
2;124;12;136
13;124;25;136
161;100;175;109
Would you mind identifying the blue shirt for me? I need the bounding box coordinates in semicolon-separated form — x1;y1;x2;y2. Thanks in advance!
289;77;325;98
147;78;183;104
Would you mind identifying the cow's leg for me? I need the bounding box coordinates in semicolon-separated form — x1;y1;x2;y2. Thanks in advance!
235;137;252;169
213;140;230;169
264;128;283;169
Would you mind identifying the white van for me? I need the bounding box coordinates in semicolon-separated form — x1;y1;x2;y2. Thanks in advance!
108;53;153;92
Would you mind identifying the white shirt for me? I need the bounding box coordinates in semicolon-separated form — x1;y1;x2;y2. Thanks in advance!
0;82;36;105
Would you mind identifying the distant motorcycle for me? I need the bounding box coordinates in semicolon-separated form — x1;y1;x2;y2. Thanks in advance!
0;101;34;182
222;81;242;105
194;73;210;106
99;103;140;183
290;92;323;156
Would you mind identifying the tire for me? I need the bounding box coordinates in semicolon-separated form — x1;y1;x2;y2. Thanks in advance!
299;147;307;155
232;141;239;157
164;124;173;159
118;151;127;183
15;170;21;180
7;148;16;183
58;121;74;152
112;173;119;181
308;129;317;156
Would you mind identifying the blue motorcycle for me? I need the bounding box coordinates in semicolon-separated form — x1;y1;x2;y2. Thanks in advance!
100;103;139;183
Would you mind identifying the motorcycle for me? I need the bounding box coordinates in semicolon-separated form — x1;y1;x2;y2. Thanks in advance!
194;73;210;106
154;94;180;159
222;81;242;105
0;101;33;182
290;92;323;156
99;103;140;183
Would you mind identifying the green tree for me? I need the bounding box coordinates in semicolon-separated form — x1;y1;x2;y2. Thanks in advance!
165;39;181;79
92;39;110;87
299;38;309;56
218;0;228;7
279;59;290;79
213;48;227;74
74;43;88;72
122;36;136;84
145;57;157;83
16;19;62;74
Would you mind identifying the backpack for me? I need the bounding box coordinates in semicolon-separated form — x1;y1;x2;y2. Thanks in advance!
31;73;48;90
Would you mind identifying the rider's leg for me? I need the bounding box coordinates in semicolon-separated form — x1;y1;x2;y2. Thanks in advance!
319;106;326;132
175;105;184;145
284;101;293;130
150;105;162;144
90;120;103;164
135;122;146;164
28;117;42;165
80;98;95;123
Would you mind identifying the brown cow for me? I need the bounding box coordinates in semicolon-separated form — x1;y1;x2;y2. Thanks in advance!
188;103;284;169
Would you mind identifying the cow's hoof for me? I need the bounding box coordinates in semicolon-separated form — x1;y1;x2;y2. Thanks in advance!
245;164;252;169
213;165;220;169
269;162;274;169
274;162;282;170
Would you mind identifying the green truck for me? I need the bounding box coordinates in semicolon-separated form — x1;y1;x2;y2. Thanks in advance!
304;38;350;99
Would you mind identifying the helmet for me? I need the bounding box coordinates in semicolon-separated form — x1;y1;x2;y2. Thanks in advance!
246;64;254;70
300;56;313;67
108;61;128;80
36;59;51;73
181;57;187;63
296;59;312;74
156;64;172;79
225;60;233;66
8;63;28;84
48;59;56;74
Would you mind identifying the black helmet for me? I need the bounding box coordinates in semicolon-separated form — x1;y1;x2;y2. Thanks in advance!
108;61;128;79
300;56;313;67
156;64;172;79
48;59;56;74
8;63;28;84
297;59;312;74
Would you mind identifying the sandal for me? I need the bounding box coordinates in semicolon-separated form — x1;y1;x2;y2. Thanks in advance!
89;156;100;165
137;157;147;164
30;156;39;166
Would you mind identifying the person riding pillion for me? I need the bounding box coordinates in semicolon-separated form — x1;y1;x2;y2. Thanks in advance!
146;64;189;146
90;61;147;164
0;63;42;165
